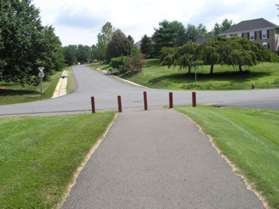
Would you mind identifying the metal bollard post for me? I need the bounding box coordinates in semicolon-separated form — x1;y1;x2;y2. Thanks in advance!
91;97;96;113
192;92;197;107
169;92;173;109
143;91;148;111
117;96;122;112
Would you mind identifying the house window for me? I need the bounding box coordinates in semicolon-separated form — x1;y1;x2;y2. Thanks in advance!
241;33;245;38
247;32;250;39
250;32;255;40
254;31;257;40
267;30;270;39
262;30;268;40
259;31;262;40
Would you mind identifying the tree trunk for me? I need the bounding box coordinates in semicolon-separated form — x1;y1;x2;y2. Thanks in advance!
239;65;242;72
210;64;214;75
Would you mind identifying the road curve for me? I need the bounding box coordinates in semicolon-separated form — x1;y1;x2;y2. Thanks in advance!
1;65;279;116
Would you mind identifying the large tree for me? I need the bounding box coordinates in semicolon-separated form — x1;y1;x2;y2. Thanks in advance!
106;30;131;61
152;20;186;56
140;35;153;58
96;22;114;60
0;0;64;85
185;24;207;42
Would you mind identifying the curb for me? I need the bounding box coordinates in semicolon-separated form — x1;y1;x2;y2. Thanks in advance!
93;67;147;88
112;75;147;88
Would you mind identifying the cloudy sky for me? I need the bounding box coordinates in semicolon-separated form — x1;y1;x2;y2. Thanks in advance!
33;0;278;46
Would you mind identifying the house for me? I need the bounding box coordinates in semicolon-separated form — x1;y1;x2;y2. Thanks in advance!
221;18;279;51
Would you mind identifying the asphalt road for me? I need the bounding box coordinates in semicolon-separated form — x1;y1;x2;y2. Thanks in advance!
1;65;279;116
62;110;264;209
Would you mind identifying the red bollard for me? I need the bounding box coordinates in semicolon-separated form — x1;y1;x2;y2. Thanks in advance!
143;91;148;111
169;92;173;109
192;92;197;107
117;96;122;112
91;97;96;113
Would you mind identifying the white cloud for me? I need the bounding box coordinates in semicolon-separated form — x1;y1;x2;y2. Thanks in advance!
33;0;279;46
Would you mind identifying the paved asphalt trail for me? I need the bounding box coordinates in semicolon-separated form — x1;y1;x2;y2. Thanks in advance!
1;65;279;116
62;110;264;209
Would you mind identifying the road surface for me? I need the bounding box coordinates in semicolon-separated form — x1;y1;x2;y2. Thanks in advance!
62;110;264;209
1;65;279;116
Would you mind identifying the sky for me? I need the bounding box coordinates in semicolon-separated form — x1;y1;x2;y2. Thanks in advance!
33;0;279;46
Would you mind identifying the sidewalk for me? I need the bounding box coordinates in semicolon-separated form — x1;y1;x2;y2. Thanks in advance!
52;70;68;98
62;109;264;209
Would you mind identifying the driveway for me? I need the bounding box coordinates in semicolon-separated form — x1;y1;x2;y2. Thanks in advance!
1;65;279;116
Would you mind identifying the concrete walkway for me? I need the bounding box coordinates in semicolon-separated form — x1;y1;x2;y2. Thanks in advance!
52;70;68;98
62;110;264;209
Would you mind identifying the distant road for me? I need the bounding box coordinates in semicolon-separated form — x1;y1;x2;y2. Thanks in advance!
1;65;279;116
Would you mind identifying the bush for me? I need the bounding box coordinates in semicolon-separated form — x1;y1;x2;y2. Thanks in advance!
110;51;145;74
111;56;128;70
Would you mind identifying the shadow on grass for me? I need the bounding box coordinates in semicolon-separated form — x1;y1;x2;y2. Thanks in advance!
0;88;39;96
149;71;271;84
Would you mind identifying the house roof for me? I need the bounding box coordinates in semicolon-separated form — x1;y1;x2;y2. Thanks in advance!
223;18;278;34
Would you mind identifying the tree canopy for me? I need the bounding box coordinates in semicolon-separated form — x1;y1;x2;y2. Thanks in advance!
0;0;64;85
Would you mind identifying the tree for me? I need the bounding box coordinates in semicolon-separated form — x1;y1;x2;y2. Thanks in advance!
140;35;153;58
63;45;78;66
96;22;114;60
152;20;186;56
201;45;220;74
160;47;177;68
185;24;207;42
213;19;233;35
106;30;131;61
76;45;91;63
231;49;257;72
174;42;199;74
0;0;64;85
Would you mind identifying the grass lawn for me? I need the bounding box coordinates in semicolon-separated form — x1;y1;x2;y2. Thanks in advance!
0;112;115;209
0;71;62;105
66;67;77;94
122;59;279;90
176;106;279;209
90;63;111;72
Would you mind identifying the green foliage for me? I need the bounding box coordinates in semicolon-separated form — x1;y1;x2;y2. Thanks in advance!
111;56;129;70
140;35;153;58
201;45;220;74
160;47;177;68
185;24;207;42
175;42;199;73
214;19;233;35
0;0;64;85
152;20;186;56
106;30;131;61
63;45;92;65
110;48;144;74
96;22;114;60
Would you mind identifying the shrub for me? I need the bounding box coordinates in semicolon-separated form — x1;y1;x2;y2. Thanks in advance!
111;56;128;71
110;51;144;74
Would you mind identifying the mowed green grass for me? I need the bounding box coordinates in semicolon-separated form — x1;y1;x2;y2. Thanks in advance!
0;71;62;105
176;106;279;209
123;59;279;90
66;68;77;94
0;112;114;209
